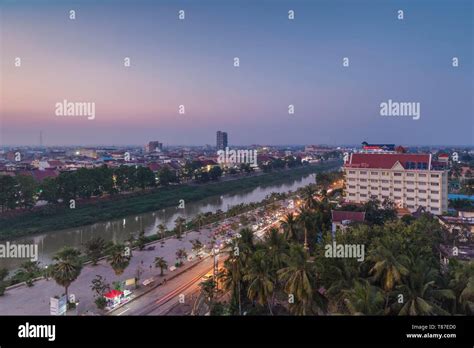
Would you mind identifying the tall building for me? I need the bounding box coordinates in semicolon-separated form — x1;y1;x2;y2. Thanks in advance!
146;141;163;153
216;131;228;151
344;152;448;214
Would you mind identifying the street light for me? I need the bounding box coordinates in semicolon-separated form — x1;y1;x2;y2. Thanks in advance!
213;246;220;291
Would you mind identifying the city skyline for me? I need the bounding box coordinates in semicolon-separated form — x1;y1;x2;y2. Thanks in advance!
1;0;472;146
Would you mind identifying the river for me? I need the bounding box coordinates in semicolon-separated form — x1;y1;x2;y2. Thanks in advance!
0;172;319;271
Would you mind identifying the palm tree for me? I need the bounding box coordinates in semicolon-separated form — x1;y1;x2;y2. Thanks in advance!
107;244;131;276
243;250;275;315
191;239;203;254
396;257;454;315
15;261;41;287
220;256;244;315
323;258;360;313
83;237;106;266
368;241;409;310
199;277;217;310
157;224;167;241
342;280;385;315
448;260;474;314
51;247;83;301
278;244;320;315
154;257;168;276
264;228;288;272
195;213;206;231
174;216;186;239
302;185;317;210
280;212;298;242
238;228;255;252
175;248;188;265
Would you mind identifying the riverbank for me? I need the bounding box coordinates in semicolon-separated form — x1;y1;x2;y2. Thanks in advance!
0;161;341;240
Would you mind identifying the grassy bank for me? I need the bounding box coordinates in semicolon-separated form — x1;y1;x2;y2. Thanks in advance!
0;161;341;239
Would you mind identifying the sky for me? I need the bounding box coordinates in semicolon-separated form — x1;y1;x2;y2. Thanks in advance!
0;0;472;146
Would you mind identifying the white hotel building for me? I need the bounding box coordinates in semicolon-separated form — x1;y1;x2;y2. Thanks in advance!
344;152;448;215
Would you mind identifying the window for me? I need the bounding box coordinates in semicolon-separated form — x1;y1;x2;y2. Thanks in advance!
349;193;355;197
417;162;428;170
360;194;367;198
360;171;367;175
419;182;426;186
360;186;367;190
382;187;389;191
349;171;355;174
394;173;402;176
407;173;415;177
360;179;367;182
394;180;402;184
419;173;426;177
370;179;378;183
371;172;378;175
406;181;414;185
407;189;414;193
431;190;439;194
394;196;402;200
348;178;355;182
381;180;389;183
394;188;401;192
419;189;427;193
431;199;439;203
407;197;414;201
431;182;439;186
349;185;356;189
419;198;426;202
431;174;439;178
407;205;415;209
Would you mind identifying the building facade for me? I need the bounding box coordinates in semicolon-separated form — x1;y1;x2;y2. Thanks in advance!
146;141;163;153
216;131;228;151
344;152;448;214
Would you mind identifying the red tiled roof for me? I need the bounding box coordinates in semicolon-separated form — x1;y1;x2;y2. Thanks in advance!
331;210;366;223
47;160;63;167
147;163;162;172
345;153;430;169
16;169;59;182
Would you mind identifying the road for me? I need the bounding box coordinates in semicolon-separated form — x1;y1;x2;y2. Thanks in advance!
112;257;215;316
116;213;285;316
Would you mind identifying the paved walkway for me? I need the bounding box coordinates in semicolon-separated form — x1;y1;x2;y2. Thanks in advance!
0;226;227;315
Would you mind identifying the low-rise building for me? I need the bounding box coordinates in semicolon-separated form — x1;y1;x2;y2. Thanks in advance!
331;210;366;234
344;152;448;214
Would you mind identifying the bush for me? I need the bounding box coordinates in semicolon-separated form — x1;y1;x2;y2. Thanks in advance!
95;296;107;310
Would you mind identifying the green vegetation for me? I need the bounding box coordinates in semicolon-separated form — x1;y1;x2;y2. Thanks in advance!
0;161;341;239
154;257;168;276
107;244;131;276
213;192;473;316
90;275;110;310
51;247;83;301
